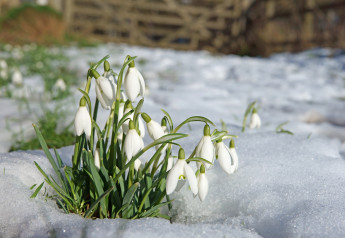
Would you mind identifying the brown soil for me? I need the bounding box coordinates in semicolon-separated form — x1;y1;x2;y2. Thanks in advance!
0;7;65;45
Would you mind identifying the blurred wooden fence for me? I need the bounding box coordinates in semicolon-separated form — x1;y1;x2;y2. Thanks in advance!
64;0;251;54
246;0;345;55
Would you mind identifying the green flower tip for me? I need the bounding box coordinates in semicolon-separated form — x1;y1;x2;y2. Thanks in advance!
161;117;167;126
203;124;210;136
104;60;110;72
129;60;135;68
230;139;235;148
200;164;206;173
141;113;151;123
96;141;100;149
91;69;100;79
178;148;185;160
216;138;222;143
129;120;135;130
252;108;258;114
79;97;87;107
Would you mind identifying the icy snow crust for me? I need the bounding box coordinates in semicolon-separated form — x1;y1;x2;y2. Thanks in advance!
1;45;345;237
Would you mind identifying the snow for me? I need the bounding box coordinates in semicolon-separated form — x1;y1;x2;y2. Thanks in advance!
1;44;345;237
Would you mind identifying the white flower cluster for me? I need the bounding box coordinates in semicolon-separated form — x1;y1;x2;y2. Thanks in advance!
74;57;239;203
166;124;239;201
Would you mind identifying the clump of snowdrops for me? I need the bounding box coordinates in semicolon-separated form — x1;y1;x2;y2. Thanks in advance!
32;55;239;219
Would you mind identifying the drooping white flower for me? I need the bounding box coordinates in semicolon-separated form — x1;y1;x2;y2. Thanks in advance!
74;98;92;139
0;60;7;70
94;148;101;170
166;148;198;195
122;102;145;137
195;124;214;170
124;120;144;171
92;69;116;110
197;164;208;201
54;78;66;91
215;139;237;175
141;113;165;140
124;61;145;102
249;108;261;129
12;70;23;85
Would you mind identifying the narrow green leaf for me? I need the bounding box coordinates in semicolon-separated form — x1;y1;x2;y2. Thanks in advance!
139;201;172;218
185;157;213;165
30;182;44;198
90;55;110;70
174;116;215;133
242;101;256;132
30;184;37;190
53;148;63;168
33;124;66;190
122;182;139;206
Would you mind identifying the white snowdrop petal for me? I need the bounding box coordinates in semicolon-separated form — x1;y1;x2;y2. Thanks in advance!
230;147;239;171
166;159;185;195
136;68;146;97
96;84;111;110
198;173;209;201
98;76;114;101
147;120;165;140
184;163;198;195
218;143;235;174
124;68;140;102
134;159;141;171
166;156;174;172
249;113;261;129
74;106;91;138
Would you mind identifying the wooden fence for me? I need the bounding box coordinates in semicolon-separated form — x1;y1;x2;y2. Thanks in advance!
64;0;252;54
246;0;345;55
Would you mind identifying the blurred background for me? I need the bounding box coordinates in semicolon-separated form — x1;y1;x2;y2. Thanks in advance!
0;0;345;56
0;0;344;153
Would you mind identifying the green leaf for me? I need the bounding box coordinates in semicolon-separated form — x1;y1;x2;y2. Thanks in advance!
84;186;115;218
33;124;67;192
122;182;139;218
276;121;294;135
30;182;44;198
242;101;256;132
90;55;110;71
53;148;63;168
133;99;144;124
174;116;215;133
139;201;172;218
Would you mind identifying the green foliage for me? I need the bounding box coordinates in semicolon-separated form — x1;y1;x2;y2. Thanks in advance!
242;101;257;132
276;121;294;135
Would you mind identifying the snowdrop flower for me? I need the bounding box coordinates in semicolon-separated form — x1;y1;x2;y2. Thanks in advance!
215;139;237;174
0;60;7;70
166;148;198;195
92;69;116;110
94;148;101;170
122;102;145;137
124;60;145;102
197;164;208;201
124;120;144;171
249;108;261;129
161;117;168;133
54;78;66;91
141;113;165;140
195;124;214;170
12;70;23;85
74;98;92;139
